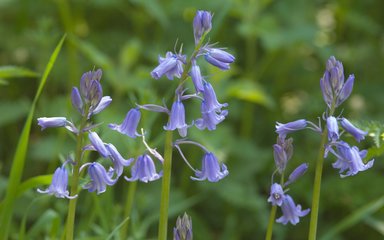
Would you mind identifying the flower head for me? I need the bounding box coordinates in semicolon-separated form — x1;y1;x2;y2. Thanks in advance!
164;99;189;137
204;48;235;70
37;166;77;199
276;195;310;225
193;10;212;44
195;100;228;131
105;143;134;176
340;118;367;142
81;162;117;194
275;119;307;138
109;108;141;138
125;154;162;182
37;117;77;133
267;183;285;206
151;52;186;80
191;152;228;182
173;212;193;240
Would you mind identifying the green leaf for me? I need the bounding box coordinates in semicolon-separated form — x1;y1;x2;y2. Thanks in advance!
227;80;275;108
0;35;66;240
16;175;53;197
0;66;39;79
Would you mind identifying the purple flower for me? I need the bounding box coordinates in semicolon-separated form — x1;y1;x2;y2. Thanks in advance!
88;131;110;158
90;96;112;117
331;143;374;178
273;144;288;174
190;62;204;93
164;99;189;137
37;166;77;199
326;116;339;142
109;108;141;138
80;69;102;100
191;152;228;182
105;143;134;176
202;81;228;111
275;119;307;138
37;117;78;133
284;163;308;186
204;48;235;70
71;87;84;115
267;183;285;206
151;52;186;80
173;212;193;240
125;154;162;182
276;195;310;225
193;10;212;44
195;100;228;131
340;118;367;142
81;162;117;194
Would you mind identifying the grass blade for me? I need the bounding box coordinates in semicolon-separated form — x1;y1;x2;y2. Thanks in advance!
0;35;66;240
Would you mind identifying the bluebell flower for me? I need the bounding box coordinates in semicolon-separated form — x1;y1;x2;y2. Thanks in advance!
89;96;112;117
336;75;354;107
88;131;110;158
37;166;77;199
173;212;193;240
105;143;134;176
190;61;204;93
202;81;228;111
71;87;84;115
276;195;310;225
151;52;186;80
191;152;228;182
275;119;307;138
195;100;228;131
204;48;235;70
109;108;141;138
331;143;374;178
340;118;367;142
80;69;102;101
267;183;285;207
193;10;212;44
81;162;117;194
326;116;339;142
284;163;308;186
164;99;189;137
125;154;162;182
37;117;78;133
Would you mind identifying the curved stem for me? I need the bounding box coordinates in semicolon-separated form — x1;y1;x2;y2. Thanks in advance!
65;115;88;240
157;130;174;240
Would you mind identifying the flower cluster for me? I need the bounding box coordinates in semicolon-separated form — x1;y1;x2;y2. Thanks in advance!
173;212;193;240
37;69;133;197
109;10;233;183
268;56;374;225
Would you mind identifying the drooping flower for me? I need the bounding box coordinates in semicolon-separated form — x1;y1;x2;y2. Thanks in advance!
191;152;228;182
88;131;110;158
202;81;228;111
276;195;310;225
331;142;374;178
109;108;141;138
105;143;134;176
37;117;78;133
275;119;307;138
173;212;193;240
81;162;117;194
326;116;339;142
195;100;228;131
125;154;162;182
151;52;186;80
90;96;112;117
267;183;285;207
340;118;367;142
284;163;309;186
37;165;77;199
193;10;212;44
190;61;204;93
71;87;84;115
164;99;189;137
204;48;235;70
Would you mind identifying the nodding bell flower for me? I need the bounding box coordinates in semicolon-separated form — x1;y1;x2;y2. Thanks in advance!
340;117;367;142
276;195;310;225
191;152;228;182
105;143;134;177
164;98;189;137
80;162;117;194
195;100;228;131
173;212;193;240
284;163;309;186
193;10;212;44
109;108;141;138
326;116;339;142
37;165;77;199
275;119;307;138
204;48;235;70
331;142;374;178
125;154;162;183
267;183;285;207
88;131;110;158
37;117;78;133
190;61;204;93
202;81;228;111
151;51;186;80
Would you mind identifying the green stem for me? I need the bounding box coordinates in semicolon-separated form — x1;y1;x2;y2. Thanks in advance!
120;181;137;239
265;205;277;240
157;130;174;240
65;116;88;240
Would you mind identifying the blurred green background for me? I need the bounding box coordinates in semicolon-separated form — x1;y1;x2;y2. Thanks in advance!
1;0;384;239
